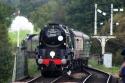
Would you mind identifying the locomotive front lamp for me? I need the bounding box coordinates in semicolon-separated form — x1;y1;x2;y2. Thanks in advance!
61;59;67;64
38;59;43;64
58;36;63;41
50;51;55;58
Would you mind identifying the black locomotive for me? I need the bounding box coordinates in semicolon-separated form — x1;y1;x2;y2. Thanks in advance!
36;23;90;76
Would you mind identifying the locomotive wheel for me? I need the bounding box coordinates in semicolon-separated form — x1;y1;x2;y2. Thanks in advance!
72;60;77;70
79;59;84;71
71;60;80;70
82;58;89;66
41;71;48;77
86;59;88;66
75;59;83;71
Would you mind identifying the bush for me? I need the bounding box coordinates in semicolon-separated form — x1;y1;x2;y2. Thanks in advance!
112;49;123;66
0;24;13;82
0;2;14;82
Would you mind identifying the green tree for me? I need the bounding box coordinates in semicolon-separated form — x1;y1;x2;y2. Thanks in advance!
65;0;94;34
30;0;61;30
0;2;14;82
65;0;124;34
101;12;125;65
19;0;48;16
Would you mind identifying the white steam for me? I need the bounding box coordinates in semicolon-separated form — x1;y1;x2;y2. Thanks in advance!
10;16;34;34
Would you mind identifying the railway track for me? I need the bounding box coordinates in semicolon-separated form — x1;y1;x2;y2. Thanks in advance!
17;66;118;83
26;76;63;83
51;69;92;83
26;72;91;83
20;68;91;83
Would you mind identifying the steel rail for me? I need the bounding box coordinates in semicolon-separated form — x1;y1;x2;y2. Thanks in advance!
82;72;92;83
83;66;112;83
26;75;41;83
88;67;111;83
50;75;64;83
106;75;111;83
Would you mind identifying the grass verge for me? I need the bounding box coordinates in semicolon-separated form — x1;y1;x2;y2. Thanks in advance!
89;57;120;76
28;59;39;76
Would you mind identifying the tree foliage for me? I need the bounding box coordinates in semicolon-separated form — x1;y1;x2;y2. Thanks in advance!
65;0;94;34
0;2;13;82
101;12;125;65
19;0;48;16
30;0;63;30
65;0;124;34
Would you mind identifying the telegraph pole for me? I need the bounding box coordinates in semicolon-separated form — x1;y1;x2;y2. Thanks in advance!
110;4;124;35
94;4;97;35
12;9;20;82
110;4;113;35
17;28;20;47
16;10;20;47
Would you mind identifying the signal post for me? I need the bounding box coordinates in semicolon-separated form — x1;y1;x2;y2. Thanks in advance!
92;4;124;66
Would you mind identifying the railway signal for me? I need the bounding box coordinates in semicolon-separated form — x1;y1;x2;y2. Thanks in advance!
110;4;124;35
97;9;107;16
92;3;124;67
100;22;104;25
116;22;119;26
94;4;107;35
93;3;124;54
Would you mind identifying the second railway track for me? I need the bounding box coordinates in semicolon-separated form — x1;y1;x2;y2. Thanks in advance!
83;66;118;83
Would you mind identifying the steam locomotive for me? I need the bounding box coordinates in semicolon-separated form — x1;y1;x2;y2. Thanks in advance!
35;23;90;76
